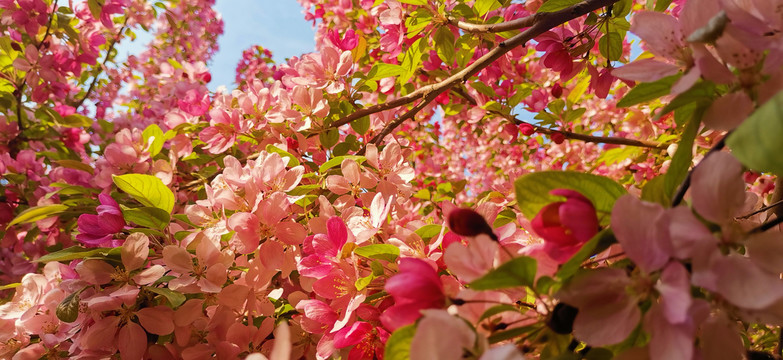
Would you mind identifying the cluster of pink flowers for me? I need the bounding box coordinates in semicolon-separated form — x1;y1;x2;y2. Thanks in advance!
1;0;782;358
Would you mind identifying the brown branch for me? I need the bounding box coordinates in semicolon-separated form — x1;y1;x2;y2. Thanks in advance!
337;0;620;142
71;19;128;109
450;86;666;149
446;14;538;33
10;0;58;155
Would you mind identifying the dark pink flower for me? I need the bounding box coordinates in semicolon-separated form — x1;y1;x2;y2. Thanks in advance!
531;189;599;263
76;194;126;247
380;258;445;331
327;28;358;51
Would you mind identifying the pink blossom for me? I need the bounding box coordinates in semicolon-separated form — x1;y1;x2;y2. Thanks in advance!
531;189;599;263
327;28;358;51
380;258;446;331
76;194;126;247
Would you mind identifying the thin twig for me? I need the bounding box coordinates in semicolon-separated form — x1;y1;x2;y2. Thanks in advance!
736;199;783;220
72;18;128;109
329;0;621;131
451;86;667;149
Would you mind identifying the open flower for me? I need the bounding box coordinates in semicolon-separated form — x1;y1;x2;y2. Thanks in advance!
76;194;126;247
380;258;446;331
531;189;599;263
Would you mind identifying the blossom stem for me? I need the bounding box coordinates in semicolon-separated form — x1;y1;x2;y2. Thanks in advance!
330;0;621;132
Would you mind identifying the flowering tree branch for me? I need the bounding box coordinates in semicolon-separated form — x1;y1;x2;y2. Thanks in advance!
331;0;620;131
445;13;538;33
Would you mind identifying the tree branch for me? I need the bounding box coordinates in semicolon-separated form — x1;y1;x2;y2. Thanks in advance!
446;13;538;33
71;19;128;109
330;0;620;131
450;86;667;149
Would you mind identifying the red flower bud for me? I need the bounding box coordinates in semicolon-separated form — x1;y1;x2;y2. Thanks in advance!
551;132;565;144
551;83;563;98
519;123;535;136
531;189;599;262
448;208;498;240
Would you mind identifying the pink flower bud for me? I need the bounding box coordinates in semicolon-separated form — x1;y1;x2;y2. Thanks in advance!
551;82;563;98
531;189;599;262
551;132;565;144
519;123;535;136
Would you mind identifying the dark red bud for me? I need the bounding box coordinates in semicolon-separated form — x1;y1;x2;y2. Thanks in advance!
200;72;212;83
447;208;498;241
519;123;535;136
11;42;21;51
286;137;299;150
551;132;565;144
551;83;563;98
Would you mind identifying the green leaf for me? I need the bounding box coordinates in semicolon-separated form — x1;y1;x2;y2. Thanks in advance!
434;26;456;64
399;38;426;84
354;244;400;262
122;206;171;230
488;325;539;343
59;114;93;128
514;171;626;225
7;204;68;228
385;324;417;360
367;63;406;81
657;81;715;119
87;0;102;19
664;110;700;198
555;229;617;280
54;159;95;175
598;32;623;61
36;246;120;263
478;304;520;323
142;124;165;157
474;0;501;16
654;0;673;11
57;288;85;323
355;274;375;291
537;0;581;13
414;224;443;242
350;116;370;135
266;144;300;167
397;0;427;5
146;287;186;308
319;155;366;173
113;174;175;213
319;128;340;149
469;256;537;290
641;175;670;206
727;90;783;176
616;74;681;108
405;9;432;38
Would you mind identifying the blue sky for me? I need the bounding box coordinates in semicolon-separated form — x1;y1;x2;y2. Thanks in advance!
210;0;316;90
117;1;316;91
